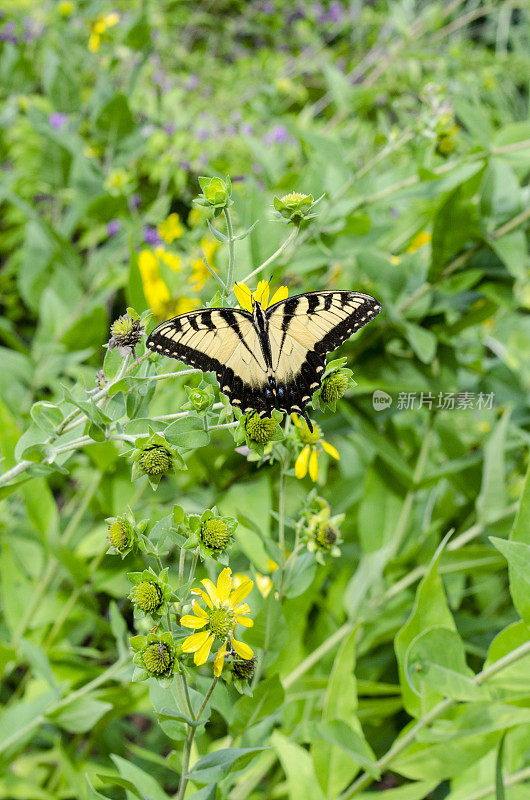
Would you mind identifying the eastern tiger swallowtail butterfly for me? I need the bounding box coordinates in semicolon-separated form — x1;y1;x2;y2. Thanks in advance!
146;290;382;429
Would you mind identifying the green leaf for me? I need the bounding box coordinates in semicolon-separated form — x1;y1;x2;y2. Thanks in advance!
496;734;506;800
188;747;269;784
429;177;482;279
312;720;378;776
165;417;210;450
95;774;145;800
231;673;284;736
85;776;113;800
358;467;401;553
111;754;171;800
477;409;511;524
271;732;326;800
403;322;437;364
280;552;316;598
405;627;483;702
95;94;135;137
47;696;112;733
395;552;456;717
483;621;530;694
490;538;530;625
30;401;63;433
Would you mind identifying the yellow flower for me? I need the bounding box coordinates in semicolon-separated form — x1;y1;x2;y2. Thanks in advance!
201;236;218;265
181;568;254;676
58;1;74;16
104;168;131;195
138;250;171;317
407;231;432;254
88;32;100;52
390;255;401;265
174;297;200;314
188;207;205;228
158;213;184;244
155;247;182;272
292;414;340;482
89;12;119;51
255;558;279;598
189;257;210;291
234;280;289;313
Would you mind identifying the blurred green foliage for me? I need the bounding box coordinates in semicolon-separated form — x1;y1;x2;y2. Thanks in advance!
0;1;530;799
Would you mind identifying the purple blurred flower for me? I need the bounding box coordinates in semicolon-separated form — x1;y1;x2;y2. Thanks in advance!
231;111;242;124
241;123;254;136
164;122;176;135
129;193;142;209
225;124;237;136
23;17;44;41
49;112;68;130
0;21;17;43
196;128;210;141
143;225;160;244
263;124;289;145
107;219;121;236
261;0;275;14
252;163;264;175
185;75;199;90
179;160;191;171
327;1;344;22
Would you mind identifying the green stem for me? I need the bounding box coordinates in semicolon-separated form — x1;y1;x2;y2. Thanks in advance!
223;207;236;293
175;676;219;800
239;224;299;287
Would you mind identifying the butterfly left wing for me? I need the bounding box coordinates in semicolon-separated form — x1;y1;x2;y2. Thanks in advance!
267;290;381;417
146;308;274;414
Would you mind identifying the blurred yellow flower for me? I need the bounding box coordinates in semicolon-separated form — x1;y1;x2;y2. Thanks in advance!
234;280;289;313
58;0;74;16
255;573;273;598
104;168;131;195
390;255;401;265
138;250;171;317
181;567;254;676
201;236;218;265
292;414;340;482
158;213;183;244
174;297;200;314
188;207;206;227
155;247;182;272
89;12;119;51
189;258;210;291
407;231;432;254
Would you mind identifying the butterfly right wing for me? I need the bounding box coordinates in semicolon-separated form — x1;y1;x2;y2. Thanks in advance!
146;308;272;414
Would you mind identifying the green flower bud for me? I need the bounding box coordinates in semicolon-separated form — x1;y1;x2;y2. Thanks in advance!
138;445;173;476
108;313;145;355
131;581;163;614
142;641;175;677
201;518;231;550
436;132;457;156
320;371;349;404
273;191;322;224
245;412;279;443
195;176;232;210
186;387;212;412
232;656;256;681
108;516;134;553
315;524;338;550
207;607;235;638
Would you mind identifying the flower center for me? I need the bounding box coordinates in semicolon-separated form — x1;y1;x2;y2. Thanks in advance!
142;642;173;675
315;525;337;549
297;422;321;445
108;519;131;550
133;581;163;613
138;446;172;475
200;518;230;550
207;607;234;638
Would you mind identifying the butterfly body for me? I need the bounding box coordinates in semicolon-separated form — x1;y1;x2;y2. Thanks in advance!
146;290;381;427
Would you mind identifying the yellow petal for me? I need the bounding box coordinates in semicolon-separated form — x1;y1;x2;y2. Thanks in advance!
309;448;319;482
236;615;254;627
194;634;215;665
322;440;340;460
269;286;289;306
233;602;251;615
253;280;270;309
231;636;254;660
213;642;227;677
267;558;279;572
233;282;253;313
229;578;253;607
182;630;210;653
192;587;213;609
216;568;232;605
201;578;219;607
291;413;301;427
295;445;310;479
192;600;208;618
180;615;207;629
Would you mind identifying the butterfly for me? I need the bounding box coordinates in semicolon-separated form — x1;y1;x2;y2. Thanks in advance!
146;290;382;429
